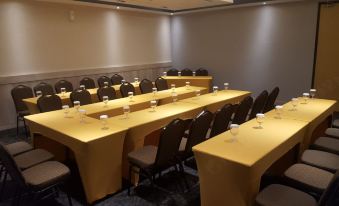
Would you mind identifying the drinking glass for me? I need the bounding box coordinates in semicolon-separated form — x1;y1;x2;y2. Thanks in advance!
123;105;130;119
302;93;310;104
230;124;239;142
103;96;109;107
163;71;167;77
224;83;229;90
100;115;108;130
186;82;190;90
192;71;196;76
152;87;157;98
213;86;218;95
171;84;176;92
36;91;42;98
150;100;157;112
291;98;298;111
80;85;86;90
62;105;70;117
310;89;316;99
172;92;178;103
79;109;86;123
128;92;134;102
275;105;283;118
121;79;126;84
195;90;201;99
178;71;181;76
104;82;109;87
134;77;139;85
60;88;66;97
73;101;80;111
256;113;265;128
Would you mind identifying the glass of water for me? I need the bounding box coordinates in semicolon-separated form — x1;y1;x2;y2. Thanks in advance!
80;85;86;90
121;79;126;84
74;101;80;111
256;113;265;129
36;91;42;98
103;96;109;107
163;71;167;77
302;93;310;104
192;71;196;76
172;92;178;103
195;90;201;99
150;100;157;112
213;86;218;95
224;83;229;90
100;115;109;130
186;82;190;90
178;71;181;76
123;105;130;119
275;105;283;119
230;124;239;142
152;87;157;98
128;92;134;102
104;82;109;87
310;89;316;99
79;109;86;123
171;84;176;92
62;105;70;117
60;88;66;97
291;98;298;111
134;77;139;85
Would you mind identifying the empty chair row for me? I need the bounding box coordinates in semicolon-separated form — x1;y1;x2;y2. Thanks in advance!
166;68;209;76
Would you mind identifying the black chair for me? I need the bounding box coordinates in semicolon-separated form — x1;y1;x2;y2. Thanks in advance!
11;85;34;137
70;90;92;106
0;144;73;206
111;74;124;85
139;79;153;94
79;77;96;89
195;68;208;76
232;96;253;124
37;95;62;113
97;76;112;88
33;82;54;96
263;87;280;112
55;80;73;93
248;90;269;120
127;118;187;195
167;68;179;76
120;82;135;98
155;77;168;91
181;68;193;76
209;104;235;138
97;87;117;101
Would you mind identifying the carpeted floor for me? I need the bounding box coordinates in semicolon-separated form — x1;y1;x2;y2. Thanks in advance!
0;128;201;206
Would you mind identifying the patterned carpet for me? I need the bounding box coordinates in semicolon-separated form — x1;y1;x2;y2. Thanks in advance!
0;128;201;206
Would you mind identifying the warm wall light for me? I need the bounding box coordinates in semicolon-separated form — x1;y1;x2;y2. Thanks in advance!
69;10;75;22
116;6;120;9
170;13;174;15
263;2;267;5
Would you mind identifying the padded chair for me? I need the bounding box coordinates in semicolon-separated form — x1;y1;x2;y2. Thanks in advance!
181;68;193;76
54;80;73;93
11;85;34;137
127;118;187;195
120;82;135;98
37;95;62;113
195;68;208;76
139;79;153;94
263;87;280;112
33;82;54;96
209;104;235;138
232;96;253;124
111;74;124;85
325;128;339;139
79;77;96;89
155;77;168;91
97;86;117;101
0;144;72;206
167;68;179;76
249;90;269;120
333;119;339;128
13;148;54;170
256;170;339;206
97;76;112;88
311;137;339;155
70;89;92;106
301;150;339;173
5;142;33;156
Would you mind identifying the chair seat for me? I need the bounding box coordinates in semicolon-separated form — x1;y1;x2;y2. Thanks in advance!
256;184;317;206
14;149;54;170
128;146;157;168
333;119;339;128
5;141;33;156
325;128;339;139
179;138;187;152
301;150;339;173
313;137;339;155
22;161;70;190
284;163;333;194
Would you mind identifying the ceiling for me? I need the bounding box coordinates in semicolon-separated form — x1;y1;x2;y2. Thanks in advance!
75;0;276;12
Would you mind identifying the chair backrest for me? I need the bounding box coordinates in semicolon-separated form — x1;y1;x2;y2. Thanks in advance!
210;104;236;138
249;90;269;120
37;94;62;113
11;85;34;112
97;86;117;101
155;118;186;168
55;80;73;93
139;79;153;94
232;96;253;124
111;74;124;85
184;110;214;153
167;68;179;76
195;68;208;76
181;68;193;76
0;144;27;189
155;77;168;91
33;82;55;96
97;76;112;88
263;87;280;113
318;170;339;206
80;77;96;89
120;82;135;98
70;89;92;106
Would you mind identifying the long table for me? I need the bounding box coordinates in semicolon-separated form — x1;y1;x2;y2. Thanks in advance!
25;87;250;204
162;76;212;90
193;98;337;206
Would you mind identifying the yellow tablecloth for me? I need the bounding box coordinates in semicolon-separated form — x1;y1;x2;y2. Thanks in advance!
162;76;212;90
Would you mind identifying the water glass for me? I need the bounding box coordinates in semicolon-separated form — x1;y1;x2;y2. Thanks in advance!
185;82;190;90
163;71;167;77
123;105;130;119
100;115;109;130
302;93;310;104
103;96;109;107
134;77;139;85
62;105;70;117
224;83;229;90
275;105;283;118
310;89;316;99
178;71;181;76
60;88;66;97
291;98;298;110
152;87;157;97
36;91;42;98
171;84;176;92
80;85;86;90
128;92;134;102
213;86;218;95
192;71;196;76
172;92;178;103
121;79;126;84
74;101;80;111
79;109;86;123
195;90;201;99
256;113;265;128
150;100;157;112
230;124;239;142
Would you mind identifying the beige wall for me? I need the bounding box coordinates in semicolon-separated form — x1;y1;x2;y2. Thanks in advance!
171;1;318;102
0;0;172;130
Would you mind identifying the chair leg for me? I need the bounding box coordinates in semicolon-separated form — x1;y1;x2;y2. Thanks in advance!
0;171;8;200
65;187;73;206
179;162;189;191
23;119;29;139
128;165;132;196
16;115;19;137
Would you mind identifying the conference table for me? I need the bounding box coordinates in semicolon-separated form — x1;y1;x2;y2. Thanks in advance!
162;76;212;90
25;86;250;204
193;98;337;206
23;82;141;114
